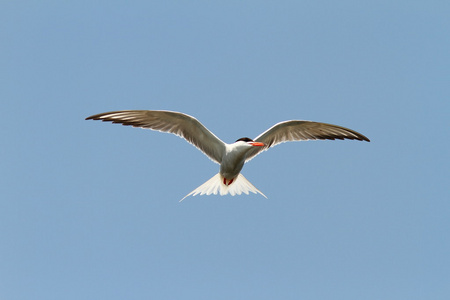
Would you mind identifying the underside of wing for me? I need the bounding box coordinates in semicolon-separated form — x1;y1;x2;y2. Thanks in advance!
86;110;226;163
245;120;370;161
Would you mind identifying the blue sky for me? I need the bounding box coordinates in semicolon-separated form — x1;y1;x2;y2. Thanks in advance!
1;1;449;299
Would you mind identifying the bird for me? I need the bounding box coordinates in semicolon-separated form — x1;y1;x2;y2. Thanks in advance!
86;110;370;201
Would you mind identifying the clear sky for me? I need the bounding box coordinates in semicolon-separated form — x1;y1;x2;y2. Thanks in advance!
1;1;449;299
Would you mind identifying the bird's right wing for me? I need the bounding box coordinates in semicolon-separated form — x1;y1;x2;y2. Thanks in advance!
245;120;370;161
86;110;226;164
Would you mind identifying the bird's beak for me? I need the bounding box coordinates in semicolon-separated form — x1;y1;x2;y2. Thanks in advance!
249;142;265;147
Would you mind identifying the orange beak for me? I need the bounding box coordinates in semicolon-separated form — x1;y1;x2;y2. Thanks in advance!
250;142;265;147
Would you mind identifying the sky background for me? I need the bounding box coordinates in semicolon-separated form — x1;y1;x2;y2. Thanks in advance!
1;1;449;299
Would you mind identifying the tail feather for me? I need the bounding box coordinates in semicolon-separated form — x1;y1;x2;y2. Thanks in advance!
180;173;267;201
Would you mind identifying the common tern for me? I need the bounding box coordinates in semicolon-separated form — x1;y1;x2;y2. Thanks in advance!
86;110;370;200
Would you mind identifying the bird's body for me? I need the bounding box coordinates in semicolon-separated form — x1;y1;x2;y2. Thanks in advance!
220;141;259;182
86;110;370;200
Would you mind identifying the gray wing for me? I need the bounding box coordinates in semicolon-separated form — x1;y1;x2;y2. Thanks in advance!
86;110;226;164
245;120;370;162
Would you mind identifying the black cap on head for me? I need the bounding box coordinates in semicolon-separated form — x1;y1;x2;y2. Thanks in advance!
235;137;254;143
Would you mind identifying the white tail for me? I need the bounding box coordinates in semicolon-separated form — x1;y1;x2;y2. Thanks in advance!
180;173;267;201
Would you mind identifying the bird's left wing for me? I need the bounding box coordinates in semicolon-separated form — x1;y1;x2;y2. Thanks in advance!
245;120;370;162
86;110;226;164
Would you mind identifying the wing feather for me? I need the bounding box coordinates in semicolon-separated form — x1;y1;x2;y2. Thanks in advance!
246;120;370;161
86;110;226;164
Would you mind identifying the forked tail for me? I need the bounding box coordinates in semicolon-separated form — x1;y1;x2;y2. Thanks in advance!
180;173;267;201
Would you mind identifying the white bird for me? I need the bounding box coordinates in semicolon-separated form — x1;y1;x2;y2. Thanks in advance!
86;110;370;200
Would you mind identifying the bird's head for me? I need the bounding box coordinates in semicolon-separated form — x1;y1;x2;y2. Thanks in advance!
234;137;265;147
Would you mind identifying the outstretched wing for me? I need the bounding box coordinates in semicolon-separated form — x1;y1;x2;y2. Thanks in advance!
245;120;370;161
86;110;226;164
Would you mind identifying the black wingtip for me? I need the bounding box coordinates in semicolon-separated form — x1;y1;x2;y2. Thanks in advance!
85;114;99;121
361;135;371;142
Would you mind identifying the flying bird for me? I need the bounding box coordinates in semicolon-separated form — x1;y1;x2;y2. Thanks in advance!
86;110;370;200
